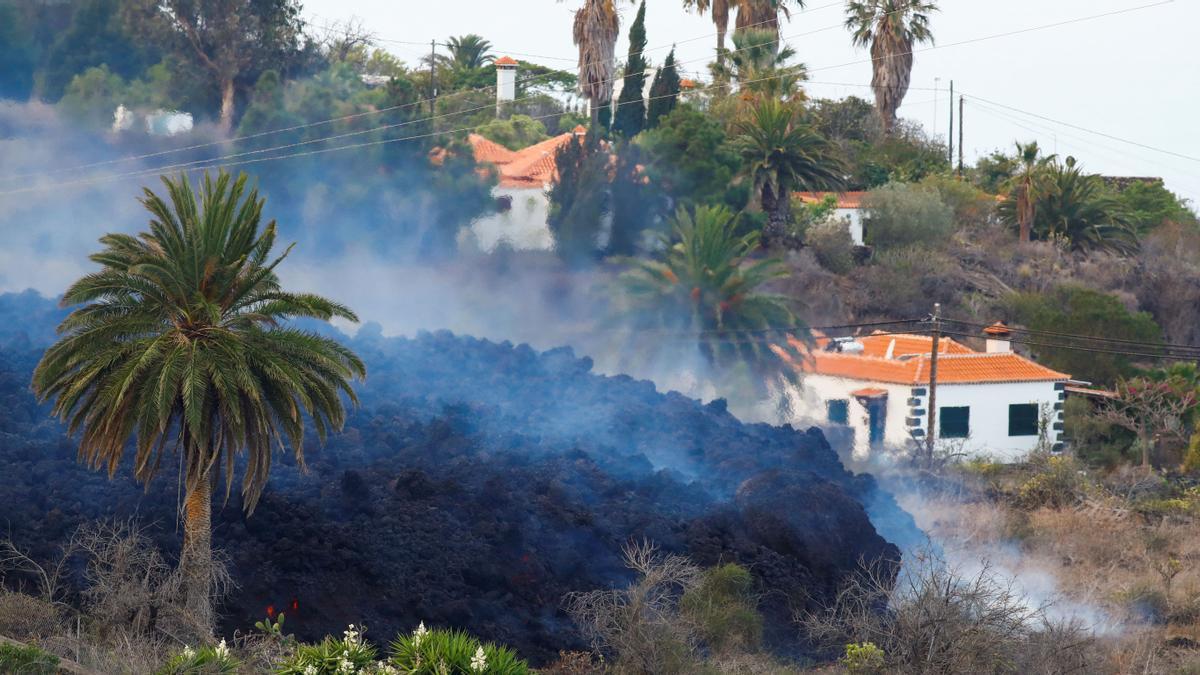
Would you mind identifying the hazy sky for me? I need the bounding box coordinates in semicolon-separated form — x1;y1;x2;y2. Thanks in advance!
302;0;1200;203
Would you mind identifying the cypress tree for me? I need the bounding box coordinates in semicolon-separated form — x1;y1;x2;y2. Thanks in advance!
612;0;648;137
646;47;681;129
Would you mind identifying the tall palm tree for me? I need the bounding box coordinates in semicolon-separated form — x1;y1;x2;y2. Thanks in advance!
572;0;622;126
685;0;805;54
437;34;496;71
618;204;800;375
733;98;844;247
1000;155;1137;253
1003;140;1056;243
845;0;937;134
709;28;806;101
32;171;366;636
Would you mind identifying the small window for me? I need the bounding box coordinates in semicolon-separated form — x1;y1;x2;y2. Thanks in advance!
827;399;849;425
1009;403;1040;437
940;406;970;438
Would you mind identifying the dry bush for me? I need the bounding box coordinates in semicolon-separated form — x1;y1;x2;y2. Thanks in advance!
538;650;606;674
0;591;63;641
565;540;702;675
800;550;1102;674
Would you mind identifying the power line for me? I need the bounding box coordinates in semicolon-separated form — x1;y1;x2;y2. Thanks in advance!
935;329;1197;362
0;0;937;185
942;318;1200;356
2;2;1170;196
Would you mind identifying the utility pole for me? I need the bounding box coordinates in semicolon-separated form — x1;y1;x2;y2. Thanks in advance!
933;77;940;136
958;95;965;178
947;80;954;165
925;303;941;465
429;39;438;117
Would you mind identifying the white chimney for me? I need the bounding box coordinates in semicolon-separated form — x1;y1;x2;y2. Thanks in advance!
984;321;1013;353
495;56;518;116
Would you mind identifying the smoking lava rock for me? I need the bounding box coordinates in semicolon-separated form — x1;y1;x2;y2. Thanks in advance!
0;294;914;663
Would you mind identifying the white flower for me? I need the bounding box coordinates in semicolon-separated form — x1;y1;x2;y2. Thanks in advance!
303;666;318;675
336;655;355;674
344;623;361;645
470;645;487;672
214;638;230;659
182;646;195;659
413;621;428;647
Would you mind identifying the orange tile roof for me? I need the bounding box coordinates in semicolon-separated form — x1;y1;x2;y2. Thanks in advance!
795;191;868;209
494;56;518;66
468;131;580;188
814;332;974;358
850;387;889;398
777;334;1070;385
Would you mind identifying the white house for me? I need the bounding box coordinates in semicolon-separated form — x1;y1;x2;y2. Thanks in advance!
774;323;1070;462
795;191;867;246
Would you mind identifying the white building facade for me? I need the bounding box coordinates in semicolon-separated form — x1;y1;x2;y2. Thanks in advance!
776;327;1069;462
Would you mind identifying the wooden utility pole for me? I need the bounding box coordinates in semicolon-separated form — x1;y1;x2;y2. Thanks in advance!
430;39;438;116
958;96;965;178
948;80;954;165
925;303;942;464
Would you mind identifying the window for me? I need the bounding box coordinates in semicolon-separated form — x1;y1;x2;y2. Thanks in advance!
827;399;849;425
1009;403;1040;437
940;406;970;438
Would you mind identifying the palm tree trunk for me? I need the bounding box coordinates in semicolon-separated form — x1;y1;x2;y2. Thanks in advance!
760;184;792;248
180;481;214;637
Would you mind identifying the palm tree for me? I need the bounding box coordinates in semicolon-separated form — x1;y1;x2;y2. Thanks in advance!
618;204;800;374
572;0;622;126
685;0;805;54
709;28;806;100
845;0;937;134
733;98;844;247
32;171;366;637
437;34;495;71
1001;155;1137;253
1003;140;1057;243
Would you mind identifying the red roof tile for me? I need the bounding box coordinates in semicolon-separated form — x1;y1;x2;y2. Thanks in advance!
778;334;1070;384
795;191;869;209
494;56;518;66
468;131;580;188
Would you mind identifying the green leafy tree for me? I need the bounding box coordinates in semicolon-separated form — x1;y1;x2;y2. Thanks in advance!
548;131;610;264
1009;285;1162;385
862;181;954;250
845;0;938;134
31;171;366;637
733;98;844;248
41;0;161;101
613;1;649;137
618;205;800;375
121;0;306;133
1113;180;1198;234
638;103;742;209
646;47;681;129
476;114;550;150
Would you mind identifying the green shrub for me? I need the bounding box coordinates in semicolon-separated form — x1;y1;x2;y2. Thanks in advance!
862;182;954;251
1014;456;1087;509
275;625;378;675
157;639;240;674
842;641;885;675
806;218;856;274
389;624;530;675
0;641;59;675
680;564;763;655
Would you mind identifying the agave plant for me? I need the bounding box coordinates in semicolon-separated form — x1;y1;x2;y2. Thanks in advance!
617;204;802;376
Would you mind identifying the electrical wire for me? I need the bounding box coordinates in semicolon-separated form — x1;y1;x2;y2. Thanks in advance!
941;318;1200;356
0;0;1173;196
0;0;945;184
934;329;1198;362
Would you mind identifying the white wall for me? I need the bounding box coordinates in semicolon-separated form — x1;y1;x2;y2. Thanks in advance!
782;376;1064;462
780;374;912;460
922;381;1063;461
465;186;553;252
837;209;864;246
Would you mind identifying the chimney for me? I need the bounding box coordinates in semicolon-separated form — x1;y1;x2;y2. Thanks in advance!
983;321;1013;353
495;56;518;116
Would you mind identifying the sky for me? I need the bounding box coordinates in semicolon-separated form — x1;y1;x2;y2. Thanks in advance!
302;0;1200;204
